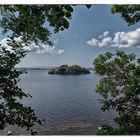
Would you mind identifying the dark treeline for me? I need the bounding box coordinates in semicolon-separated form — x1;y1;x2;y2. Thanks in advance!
48;65;90;75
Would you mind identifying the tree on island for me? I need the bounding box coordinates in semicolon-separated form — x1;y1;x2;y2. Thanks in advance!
48;65;90;75
0;4;140;135
93;51;140;135
0;5;91;134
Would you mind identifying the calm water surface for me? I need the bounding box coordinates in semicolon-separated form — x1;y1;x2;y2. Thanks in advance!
0;69;116;135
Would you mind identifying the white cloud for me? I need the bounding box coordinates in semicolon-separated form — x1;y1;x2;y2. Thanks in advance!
86;28;140;48
86;38;99;46
0;37;64;54
99;37;112;47
24;42;64;54
99;31;109;39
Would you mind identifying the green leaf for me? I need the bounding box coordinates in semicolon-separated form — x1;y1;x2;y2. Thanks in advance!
63;19;69;29
85;5;92;9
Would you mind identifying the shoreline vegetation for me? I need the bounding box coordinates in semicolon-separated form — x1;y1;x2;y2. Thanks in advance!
48;65;91;75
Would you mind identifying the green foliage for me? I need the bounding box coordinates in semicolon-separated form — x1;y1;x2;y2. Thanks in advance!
85;5;92;9
0;5;74;44
0;4;94;134
93;50;140;135
0;5;93;134
0;39;41;134
48;65;90;75
0;5;94;44
0;5;76;133
111;5;140;25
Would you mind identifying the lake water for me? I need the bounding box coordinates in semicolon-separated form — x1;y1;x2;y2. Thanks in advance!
0;69;116;135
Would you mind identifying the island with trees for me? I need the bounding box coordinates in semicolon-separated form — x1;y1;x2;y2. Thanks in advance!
0;4;140;135
48;65;91;75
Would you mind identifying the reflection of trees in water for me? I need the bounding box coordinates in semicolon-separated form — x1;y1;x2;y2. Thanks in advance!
0;40;41;135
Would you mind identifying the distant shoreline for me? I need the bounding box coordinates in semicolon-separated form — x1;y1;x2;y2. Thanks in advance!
16;67;93;71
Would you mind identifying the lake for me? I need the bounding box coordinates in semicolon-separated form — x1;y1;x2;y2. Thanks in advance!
0;69;116;135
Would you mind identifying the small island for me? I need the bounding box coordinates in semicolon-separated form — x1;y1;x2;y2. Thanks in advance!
48;65;91;75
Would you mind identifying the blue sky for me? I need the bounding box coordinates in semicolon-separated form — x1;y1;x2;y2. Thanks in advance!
17;5;140;67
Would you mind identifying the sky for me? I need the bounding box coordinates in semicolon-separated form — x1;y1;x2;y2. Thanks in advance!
2;5;140;67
